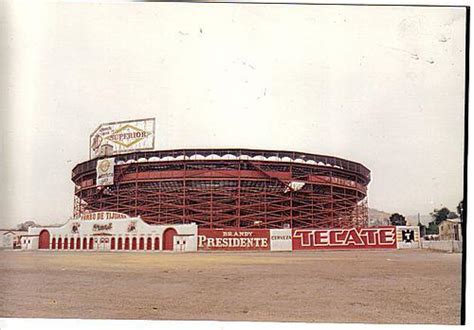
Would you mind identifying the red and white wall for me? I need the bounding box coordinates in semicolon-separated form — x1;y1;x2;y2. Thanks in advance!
292;227;397;250
22;213;420;253
196;226;420;251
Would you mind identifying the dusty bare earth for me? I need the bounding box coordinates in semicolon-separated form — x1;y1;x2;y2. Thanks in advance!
0;249;462;324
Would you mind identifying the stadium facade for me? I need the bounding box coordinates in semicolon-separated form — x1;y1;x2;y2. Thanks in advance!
72;148;370;229
20;118;421;252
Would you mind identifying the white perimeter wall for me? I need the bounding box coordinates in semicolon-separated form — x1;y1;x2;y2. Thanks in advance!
421;240;462;253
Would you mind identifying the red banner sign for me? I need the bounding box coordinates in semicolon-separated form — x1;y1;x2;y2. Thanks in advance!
292;227;397;250
198;229;270;251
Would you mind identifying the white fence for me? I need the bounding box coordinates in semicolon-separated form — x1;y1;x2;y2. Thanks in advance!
421;240;462;253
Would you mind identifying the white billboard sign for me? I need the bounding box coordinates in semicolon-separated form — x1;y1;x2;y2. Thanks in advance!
270;229;293;251
89;118;155;159
96;157;115;186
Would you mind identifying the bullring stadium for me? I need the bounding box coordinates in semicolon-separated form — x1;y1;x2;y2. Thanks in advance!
19;118;422;253
72;148;370;229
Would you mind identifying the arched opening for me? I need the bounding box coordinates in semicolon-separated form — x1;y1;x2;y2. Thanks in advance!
51;237;56;250
64;238;69;250
38;230;50;249
111;237;116;250
70;238;75;250
82;237;88;250
132;237;137;250
139;237;145;250
57;237;62;249
154;237;160;250
124;237;130;250
118;237;123;250
163;228;177;251
146;237;152;250
89;237;94;250
76;238;80;250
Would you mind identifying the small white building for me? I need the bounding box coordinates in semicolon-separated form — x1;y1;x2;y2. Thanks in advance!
22;212;198;252
0;230;27;249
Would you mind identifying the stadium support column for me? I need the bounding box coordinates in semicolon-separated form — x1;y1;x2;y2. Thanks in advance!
290;191;293;228
134;162;138;217
355;195;361;227
210;189;213;229
264;184;268;227
183;159;186;224
290;161;293;228
158;182;161;224
99;186;103;212
330;171;334;226
237;161;241;228
116;181;120;214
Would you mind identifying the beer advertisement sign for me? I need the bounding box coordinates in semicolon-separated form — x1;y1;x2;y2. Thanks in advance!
89;118;155;159
292;227;397;250
269;228;293;251
198;229;270;251
96;158;115;186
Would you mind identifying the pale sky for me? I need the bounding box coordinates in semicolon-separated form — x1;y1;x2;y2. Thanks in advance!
1;2;466;228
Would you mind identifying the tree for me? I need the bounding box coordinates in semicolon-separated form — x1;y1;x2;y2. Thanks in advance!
430;207;455;225
425;221;439;235
457;200;464;222
389;213;406;226
16;221;37;231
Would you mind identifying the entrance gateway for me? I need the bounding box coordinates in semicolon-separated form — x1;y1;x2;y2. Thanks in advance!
21;211;420;252
96;236;111;251
163;228;177;251
38;230;50;249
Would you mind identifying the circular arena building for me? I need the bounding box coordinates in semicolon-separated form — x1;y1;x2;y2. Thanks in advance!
72;148;370;229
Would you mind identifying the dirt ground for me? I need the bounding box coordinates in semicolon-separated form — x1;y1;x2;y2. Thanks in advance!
0;249;462;324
